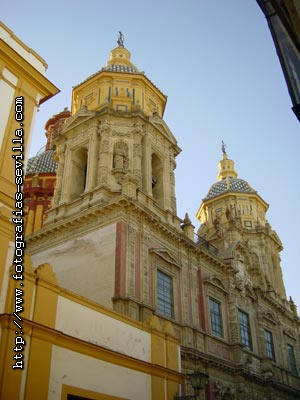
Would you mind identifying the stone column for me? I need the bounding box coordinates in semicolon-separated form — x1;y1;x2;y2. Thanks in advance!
97;120;110;185
142;132;152;195
85;123;99;192
52;143;65;206
163;155;170;210
170;154;177;213
132;123;143;188
59;145;72;203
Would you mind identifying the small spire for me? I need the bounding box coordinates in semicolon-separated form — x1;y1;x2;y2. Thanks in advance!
183;212;192;225
117;31;125;47
217;143;238;181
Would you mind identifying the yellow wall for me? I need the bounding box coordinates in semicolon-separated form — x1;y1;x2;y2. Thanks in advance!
0;21;59;311
0;260;182;400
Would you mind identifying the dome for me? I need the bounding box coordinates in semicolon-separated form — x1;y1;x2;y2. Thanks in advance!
204;177;256;200
26;149;57;174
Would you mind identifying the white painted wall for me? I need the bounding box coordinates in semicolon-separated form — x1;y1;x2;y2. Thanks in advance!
49;346;151;400
32;224;117;308
56;296;151;362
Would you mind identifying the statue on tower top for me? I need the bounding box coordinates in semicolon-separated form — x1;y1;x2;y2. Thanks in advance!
221;140;227;155
117;31;125;47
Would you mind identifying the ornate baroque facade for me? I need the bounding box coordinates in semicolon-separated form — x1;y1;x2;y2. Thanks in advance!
26;40;300;399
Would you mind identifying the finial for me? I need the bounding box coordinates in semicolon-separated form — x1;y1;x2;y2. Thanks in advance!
221;140;227;155
183;212;192;225
117;31;125;47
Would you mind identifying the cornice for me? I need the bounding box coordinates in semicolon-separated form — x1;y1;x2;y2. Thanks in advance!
181;345;300;395
26;193;226;271
254;286;300;323
0;314;182;382
181;345;235;373
0;39;59;103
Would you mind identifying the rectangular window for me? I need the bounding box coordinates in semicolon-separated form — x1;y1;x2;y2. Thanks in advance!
116;104;128;112
287;344;298;375
244;220;253;228
264;330;276;361
157;270;174;319
238;310;252;350
209;298;223;337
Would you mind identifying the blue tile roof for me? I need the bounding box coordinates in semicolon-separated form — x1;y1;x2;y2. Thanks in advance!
205;178;255;200
26;149;57;174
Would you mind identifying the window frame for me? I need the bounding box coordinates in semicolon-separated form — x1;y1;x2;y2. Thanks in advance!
264;329;276;361
238;309;252;351
287;343;298;375
156;269;174;319
209;297;223;338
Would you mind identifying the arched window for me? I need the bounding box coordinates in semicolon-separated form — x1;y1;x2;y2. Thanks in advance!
69;147;88;201
151;153;164;207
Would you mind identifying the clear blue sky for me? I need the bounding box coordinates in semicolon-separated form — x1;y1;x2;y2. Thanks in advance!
2;0;299;309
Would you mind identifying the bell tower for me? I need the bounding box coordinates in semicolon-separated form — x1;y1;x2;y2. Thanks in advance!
46;34;180;222
27;35;183;320
196;145;286;299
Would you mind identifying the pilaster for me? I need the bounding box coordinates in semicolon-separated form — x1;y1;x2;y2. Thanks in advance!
60;145;71;204
52;143;65;207
24;263;59;400
96;120;111;184
142;132;152;195
132;122;143;188
86;123;99;192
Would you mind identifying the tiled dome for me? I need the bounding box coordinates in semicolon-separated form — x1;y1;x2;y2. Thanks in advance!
26;149;57;174
205;177;256;200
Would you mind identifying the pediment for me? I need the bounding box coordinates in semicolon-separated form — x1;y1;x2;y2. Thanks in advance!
263;311;277;325
149;248;180;268
283;328;296;340
61;106;96;133
203;275;228;293
270;230;283;249
150;116;180;150
245;286;257;301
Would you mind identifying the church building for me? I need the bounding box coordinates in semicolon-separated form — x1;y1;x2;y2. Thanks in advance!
25;36;300;399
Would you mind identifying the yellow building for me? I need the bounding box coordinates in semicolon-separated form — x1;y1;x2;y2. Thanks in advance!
21;35;300;399
0;257;181;400
0;21;59;310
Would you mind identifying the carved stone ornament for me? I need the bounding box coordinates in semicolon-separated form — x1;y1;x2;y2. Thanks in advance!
242;354;261;373
215;381;236;400
133;143;142;158
113;140;129;170
231;251;253;296
133;122;143;135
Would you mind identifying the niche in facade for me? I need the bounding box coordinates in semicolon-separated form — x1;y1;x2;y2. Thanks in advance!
69;147;88;201
113;141;129;170
151;153;164;208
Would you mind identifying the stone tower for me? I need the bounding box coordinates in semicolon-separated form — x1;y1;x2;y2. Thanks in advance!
27;38;183;320
196;146;286;299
